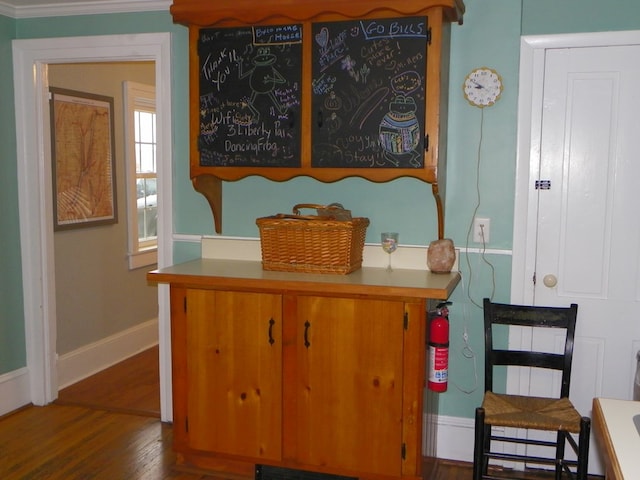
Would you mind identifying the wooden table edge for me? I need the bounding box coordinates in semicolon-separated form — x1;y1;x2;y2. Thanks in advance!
593;397;626;480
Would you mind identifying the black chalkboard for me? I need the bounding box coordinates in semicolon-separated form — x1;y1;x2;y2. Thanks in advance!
311;17;428;169
198;24;303;167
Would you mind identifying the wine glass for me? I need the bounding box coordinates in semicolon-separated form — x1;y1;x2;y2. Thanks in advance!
381;232;399;271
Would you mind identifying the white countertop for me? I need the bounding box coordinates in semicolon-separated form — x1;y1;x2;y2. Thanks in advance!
594;398;640;480
148;258;460;301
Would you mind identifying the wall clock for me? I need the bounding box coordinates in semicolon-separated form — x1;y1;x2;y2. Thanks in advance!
463;67;503;108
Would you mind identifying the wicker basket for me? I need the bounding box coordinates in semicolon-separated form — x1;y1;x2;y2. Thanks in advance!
256;204;369;274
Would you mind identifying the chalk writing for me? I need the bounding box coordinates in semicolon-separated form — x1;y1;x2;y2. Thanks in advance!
311;17;427;168
198;24;302;167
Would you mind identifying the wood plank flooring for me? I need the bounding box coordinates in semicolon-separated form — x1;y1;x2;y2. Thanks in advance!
0;404;216;479
56;345;160;417
0;346;600;479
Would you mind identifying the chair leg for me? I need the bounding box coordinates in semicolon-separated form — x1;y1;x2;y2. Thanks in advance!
555;430;566;480
473;407;486;480
576;416;591;480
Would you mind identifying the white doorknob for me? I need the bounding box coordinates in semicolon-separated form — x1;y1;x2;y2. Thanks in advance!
543;274;558;288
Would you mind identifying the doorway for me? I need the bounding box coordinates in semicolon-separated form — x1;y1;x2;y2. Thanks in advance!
49;60;159;416
512;30;640;475
12;33;174;421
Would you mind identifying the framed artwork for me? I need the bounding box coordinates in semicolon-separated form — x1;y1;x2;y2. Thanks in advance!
50;87;117;230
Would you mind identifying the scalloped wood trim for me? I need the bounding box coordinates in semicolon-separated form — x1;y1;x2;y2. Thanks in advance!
170;0;464;27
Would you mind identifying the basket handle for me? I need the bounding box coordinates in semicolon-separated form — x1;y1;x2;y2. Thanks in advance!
274;213;326;221
292;203;346;214
292;203;332;215
278;203;349;220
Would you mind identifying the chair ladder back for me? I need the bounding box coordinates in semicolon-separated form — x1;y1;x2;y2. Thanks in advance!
482;298;578;398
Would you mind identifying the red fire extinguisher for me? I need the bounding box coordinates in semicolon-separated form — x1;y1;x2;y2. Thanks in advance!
428;302;450;392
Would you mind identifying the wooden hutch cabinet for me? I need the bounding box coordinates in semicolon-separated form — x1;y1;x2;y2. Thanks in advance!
161;0;464;476
169;0;465;237
149;259;460;480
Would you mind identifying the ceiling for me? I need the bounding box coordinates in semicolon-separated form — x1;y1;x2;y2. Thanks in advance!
0;0;171;19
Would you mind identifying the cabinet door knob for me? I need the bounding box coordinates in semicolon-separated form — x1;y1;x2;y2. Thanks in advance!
268;318;275;345
304;321;311;348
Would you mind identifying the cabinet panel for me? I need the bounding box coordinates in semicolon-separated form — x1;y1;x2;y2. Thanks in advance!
293;295;405;477
185;289;283;460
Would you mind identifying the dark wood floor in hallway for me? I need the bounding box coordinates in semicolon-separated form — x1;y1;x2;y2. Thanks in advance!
56;345;160;417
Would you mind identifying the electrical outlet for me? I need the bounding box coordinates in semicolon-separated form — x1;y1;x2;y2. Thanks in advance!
473;217;490;243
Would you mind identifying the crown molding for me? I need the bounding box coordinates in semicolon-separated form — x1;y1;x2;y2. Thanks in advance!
0;0;170;19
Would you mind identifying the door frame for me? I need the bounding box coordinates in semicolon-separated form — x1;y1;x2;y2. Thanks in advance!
12;33;174;421
510;29;640;394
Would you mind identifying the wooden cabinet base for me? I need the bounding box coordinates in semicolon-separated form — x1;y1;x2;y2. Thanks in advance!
149;260;459;480
176;453;255;479
176;453;427;480
175;453;254;479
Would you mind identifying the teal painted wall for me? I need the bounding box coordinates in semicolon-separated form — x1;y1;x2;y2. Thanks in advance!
522;0;640;35
3;0;640;419
420;0;522;416
0;14;26;374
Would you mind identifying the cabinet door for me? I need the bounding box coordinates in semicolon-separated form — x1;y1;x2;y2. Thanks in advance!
186;289;282;461
293;296;405;476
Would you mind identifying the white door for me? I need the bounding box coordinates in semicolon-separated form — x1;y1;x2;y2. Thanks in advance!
513;33;640;475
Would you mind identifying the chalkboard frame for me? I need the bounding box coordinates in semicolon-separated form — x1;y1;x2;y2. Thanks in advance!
188;11;450;185
182;2;463;234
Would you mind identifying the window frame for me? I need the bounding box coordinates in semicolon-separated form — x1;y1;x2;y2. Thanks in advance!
124;80;157;269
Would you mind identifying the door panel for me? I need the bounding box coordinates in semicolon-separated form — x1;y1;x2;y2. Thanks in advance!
186;289;283;460
294;296;405;477
538;57;617;301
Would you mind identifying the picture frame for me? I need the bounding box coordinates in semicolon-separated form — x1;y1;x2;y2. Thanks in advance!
50;87;118;230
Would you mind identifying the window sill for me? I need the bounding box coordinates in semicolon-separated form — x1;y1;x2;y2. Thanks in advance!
129;248;157;270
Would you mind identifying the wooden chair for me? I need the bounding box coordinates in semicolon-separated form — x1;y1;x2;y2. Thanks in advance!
473;298;591;480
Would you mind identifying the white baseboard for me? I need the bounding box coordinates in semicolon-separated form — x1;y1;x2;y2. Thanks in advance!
57;318;159;390
425;414;476;463
431;414;512;466
0;367;31;416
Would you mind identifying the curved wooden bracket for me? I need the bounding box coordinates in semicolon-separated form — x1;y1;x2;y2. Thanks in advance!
192;174;222;234
432;182;444;240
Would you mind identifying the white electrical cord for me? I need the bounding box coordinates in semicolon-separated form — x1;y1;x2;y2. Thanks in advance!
450;271;479;395
463;107;496;309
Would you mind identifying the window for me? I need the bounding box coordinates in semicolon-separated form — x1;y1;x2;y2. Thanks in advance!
124;81;157;269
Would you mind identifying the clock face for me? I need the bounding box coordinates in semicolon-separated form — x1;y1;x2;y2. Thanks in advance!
463;68;503;108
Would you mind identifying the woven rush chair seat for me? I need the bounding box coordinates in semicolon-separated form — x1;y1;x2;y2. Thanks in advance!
482;391;583;433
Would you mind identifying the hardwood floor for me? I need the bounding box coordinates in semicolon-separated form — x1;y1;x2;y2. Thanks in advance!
0;348;600;479
0;403;219;479
56;345;160;417
0;409;593;480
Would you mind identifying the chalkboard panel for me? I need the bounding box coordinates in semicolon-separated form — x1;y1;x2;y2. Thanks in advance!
198;24;303;167
311;17;428;169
